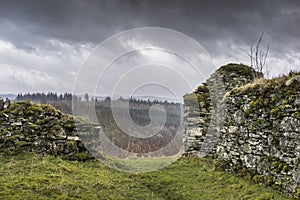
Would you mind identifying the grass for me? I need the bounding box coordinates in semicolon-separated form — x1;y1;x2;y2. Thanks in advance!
103;153;181;172
0;153;291;200
234;77;267;93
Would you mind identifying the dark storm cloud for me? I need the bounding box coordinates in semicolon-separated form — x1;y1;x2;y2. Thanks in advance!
0;0;299;52
0;0;299;93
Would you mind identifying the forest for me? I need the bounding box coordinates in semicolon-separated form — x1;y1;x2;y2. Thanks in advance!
15;93;183;156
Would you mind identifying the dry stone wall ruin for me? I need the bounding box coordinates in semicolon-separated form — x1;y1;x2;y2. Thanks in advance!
183;64;300;198
0;98;95;161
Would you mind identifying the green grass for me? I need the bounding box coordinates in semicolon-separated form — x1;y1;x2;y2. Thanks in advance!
0;153;291;200
103;154;181;172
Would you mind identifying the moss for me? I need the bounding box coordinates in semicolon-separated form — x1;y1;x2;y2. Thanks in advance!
36;119;46;125
15;141;31;147
195;85;209;93
286;75;300;86
253;175;264;184
278;163;284;171
62;120;75;131
238;168;250;178
7;135;20;141
271;96;277;103
244;109;251;118
27;122;39;129
249;124;255;132
270;107;280;115
183;93;199;107
272;184;281;191
271;135;280;146
217;63;259;78
75;152;90;161
215;159;231;169
282;165;289;173
65;140;77;149
272;161;282;171
255;118;264;125
263;176;273;186
294;188;300;199
249;99;258;108
293;111;300;118
279;104;292;110
295;158;300;166
239;120;245;126
0;100;98;162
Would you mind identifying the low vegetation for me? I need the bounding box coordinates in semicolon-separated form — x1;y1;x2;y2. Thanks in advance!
0;153;291;199
2;64;299;199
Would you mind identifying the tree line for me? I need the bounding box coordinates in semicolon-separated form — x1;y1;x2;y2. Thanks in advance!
15;92;183;155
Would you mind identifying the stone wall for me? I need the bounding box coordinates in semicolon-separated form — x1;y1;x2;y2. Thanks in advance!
0;98;95;161
183;64;300;198
183;64;258;156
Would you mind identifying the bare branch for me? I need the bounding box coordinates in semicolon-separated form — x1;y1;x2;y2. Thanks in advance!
262;45;269;68
248;32;269;79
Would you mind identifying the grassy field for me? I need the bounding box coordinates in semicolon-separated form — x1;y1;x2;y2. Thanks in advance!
0;153;291;200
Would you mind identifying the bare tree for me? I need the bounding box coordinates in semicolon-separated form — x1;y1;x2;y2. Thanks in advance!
247;33;270;78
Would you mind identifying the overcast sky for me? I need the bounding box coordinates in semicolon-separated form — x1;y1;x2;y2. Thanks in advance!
0;0;299;95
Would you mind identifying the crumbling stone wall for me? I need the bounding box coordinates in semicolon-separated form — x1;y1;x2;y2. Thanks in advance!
184;64;300;198
0;99;95;161
183;64;258;155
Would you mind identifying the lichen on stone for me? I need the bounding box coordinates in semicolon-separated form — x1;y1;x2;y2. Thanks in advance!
0;100;97;161
183;63;300;198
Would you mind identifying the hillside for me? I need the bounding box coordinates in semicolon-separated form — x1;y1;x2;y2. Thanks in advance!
0;91;291;199
0;64;298;199
0;153;291;200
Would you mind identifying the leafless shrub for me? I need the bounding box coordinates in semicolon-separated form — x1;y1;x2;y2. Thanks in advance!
247;33;270;78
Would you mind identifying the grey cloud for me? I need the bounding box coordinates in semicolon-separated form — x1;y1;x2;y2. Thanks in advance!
0;0;299;50
0;0;299;93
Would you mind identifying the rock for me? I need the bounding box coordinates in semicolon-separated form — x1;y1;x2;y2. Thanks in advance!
286;75;300;86
0;97;4;110
0;101;95;161
11;121;22;126
183;64;300;198
67;136;80;141
3;98;10;109
228;126;238;134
